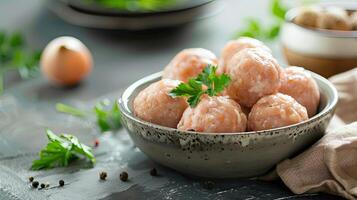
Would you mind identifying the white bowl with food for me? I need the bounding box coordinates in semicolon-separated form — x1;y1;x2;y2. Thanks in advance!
281;2;357;77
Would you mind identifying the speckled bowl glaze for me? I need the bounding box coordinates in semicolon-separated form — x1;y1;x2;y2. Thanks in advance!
118;71;338;178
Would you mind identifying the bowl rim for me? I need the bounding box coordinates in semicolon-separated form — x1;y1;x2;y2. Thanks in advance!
285;4;357;38
119;71;338;136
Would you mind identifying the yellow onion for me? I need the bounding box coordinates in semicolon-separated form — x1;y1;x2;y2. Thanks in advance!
41;36;93;86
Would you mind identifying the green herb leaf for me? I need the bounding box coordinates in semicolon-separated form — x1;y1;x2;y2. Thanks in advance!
0;31;41;95
170;79;204;107
94;99;122;132
235;18;263;39
9;32;24;48
31;129;95;170
233;0;292;41
56;99;122;132
266;23;281;40
56;103;89;118
196;65;230;96
0;32;5;47
169;65;231;107
271;0;288;20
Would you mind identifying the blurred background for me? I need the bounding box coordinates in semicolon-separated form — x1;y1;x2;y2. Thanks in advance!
0;0;355;100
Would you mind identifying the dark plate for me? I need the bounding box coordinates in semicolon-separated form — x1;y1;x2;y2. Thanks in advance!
48;0;223;30
66;0;215;16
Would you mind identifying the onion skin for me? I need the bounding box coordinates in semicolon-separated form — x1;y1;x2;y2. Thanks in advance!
41;36;93;86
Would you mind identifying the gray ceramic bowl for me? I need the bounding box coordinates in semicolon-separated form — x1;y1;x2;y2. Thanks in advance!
118;71;338;178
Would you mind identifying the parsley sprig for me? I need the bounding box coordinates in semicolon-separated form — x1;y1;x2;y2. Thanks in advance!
31;129;95;170
56;99;121;132
235;0;319;41
235;0;287;41
169;65;231;107
0;31;41;95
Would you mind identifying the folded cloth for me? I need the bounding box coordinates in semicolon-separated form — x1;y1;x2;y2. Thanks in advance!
276;68;357;200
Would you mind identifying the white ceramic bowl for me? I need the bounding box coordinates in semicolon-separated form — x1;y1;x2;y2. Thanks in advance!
119;71;337;178
281;2;357;77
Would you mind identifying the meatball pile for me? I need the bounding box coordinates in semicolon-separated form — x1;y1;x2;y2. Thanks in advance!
294;6;357;31
133;37;320;133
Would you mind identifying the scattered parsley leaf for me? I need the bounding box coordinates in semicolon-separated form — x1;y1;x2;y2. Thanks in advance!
169;65;231;107
271;0;288;21
266;23;281;40
56;103;89;118
31;129;95;170
56;99;122;132
234;0;289;41
0;31;41;95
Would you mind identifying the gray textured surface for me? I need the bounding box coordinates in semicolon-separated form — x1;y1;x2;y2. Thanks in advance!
0;0;346;199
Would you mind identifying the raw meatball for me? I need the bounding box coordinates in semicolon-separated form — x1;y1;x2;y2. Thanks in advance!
294;6;322;28
280;67;320;117
248;93;308;131
133;79;188;128
317;7;351;31
162;48;218;82
224;48;283;107
350;11;357;30
218;37;270;74
178;96;247;133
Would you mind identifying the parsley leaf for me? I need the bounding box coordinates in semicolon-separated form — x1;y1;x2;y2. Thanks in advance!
31;129;95;170
234;0;289;41
271;0;288;21
196;65;231;96
234;0;319;41
169;65;231;107
56;103;89;118
56;99;122;132
0;31;41;95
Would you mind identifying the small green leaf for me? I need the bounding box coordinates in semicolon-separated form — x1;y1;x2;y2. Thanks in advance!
56;103;89;118
0;73;3;95
12;49;25;67
94;105;111;132
0;31;41;95
271;0;288;20
170;65;231;107
0;32;6;47
56;100;122;133
234;18;264;40
266;23;281;40
110;103;122;130
31;129;95;170
9;32;24;48
187;91;204;107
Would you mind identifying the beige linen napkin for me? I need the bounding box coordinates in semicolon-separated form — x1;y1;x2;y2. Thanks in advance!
276;68;357;200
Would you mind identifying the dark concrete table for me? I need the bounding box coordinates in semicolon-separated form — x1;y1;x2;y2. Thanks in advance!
0;0;345;199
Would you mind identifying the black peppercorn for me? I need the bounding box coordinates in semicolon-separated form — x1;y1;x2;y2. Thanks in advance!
40;183;45;189
99;171;107;180
119;171;128;182
59;180;64;187
150;168;157;176
29;177;34;182
32;181;39;188
203;181;214;190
